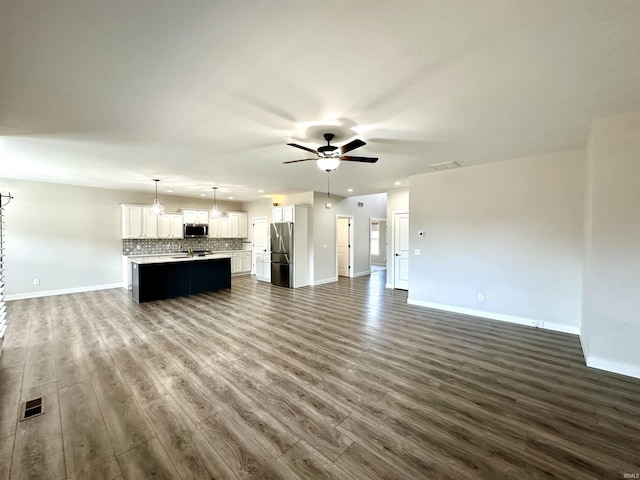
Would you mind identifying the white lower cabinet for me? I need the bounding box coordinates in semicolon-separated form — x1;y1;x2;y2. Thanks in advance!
255;253;271;282
231;251;252;274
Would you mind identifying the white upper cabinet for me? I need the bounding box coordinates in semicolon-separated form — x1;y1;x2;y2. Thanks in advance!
272;205;294;223
228;212;248;238
122;205;158;239
209;216;229;238
182;210;209;224
157;214;183;239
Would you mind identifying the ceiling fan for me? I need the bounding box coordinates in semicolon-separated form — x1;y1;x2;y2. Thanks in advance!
283;133;378;171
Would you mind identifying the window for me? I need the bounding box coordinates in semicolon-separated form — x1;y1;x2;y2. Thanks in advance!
371;221;380;256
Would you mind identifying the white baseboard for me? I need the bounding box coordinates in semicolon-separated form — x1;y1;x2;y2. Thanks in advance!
353;271;370;278
314;277;338;286
586;356;640;380
385;283;393;289
406;298;581;336
5;283;125;301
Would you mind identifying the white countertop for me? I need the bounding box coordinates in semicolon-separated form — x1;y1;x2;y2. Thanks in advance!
130;253;233;265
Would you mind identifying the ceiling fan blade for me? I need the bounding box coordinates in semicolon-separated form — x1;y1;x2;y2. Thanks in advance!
287;143;318;155
340;155;378;163
282;158;316;164
340;139;366;154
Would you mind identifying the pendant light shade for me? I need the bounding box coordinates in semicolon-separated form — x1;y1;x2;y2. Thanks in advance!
150;179;164;215
210;186;222;219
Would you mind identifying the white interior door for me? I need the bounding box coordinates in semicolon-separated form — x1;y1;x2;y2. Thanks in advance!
337;216;351;277
252;217;269;274
393;212;409;290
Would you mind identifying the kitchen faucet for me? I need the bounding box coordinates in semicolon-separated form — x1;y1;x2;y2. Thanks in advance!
178;240;194;256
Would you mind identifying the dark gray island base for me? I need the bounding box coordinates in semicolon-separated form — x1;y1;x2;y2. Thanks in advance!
131;257;231;303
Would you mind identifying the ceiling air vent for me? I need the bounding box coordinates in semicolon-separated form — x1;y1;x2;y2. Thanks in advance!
429;161;460;171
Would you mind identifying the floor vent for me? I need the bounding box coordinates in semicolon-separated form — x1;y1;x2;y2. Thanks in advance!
20;397;44;421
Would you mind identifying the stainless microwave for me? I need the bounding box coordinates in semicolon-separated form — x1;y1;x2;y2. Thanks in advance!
183;223;208;238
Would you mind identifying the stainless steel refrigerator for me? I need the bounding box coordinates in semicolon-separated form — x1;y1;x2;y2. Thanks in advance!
270;222;293;288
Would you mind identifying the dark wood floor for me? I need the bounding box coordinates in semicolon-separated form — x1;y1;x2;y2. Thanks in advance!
1;271;639;480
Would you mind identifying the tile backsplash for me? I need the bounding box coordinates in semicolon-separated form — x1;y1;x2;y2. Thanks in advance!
122;238;246;256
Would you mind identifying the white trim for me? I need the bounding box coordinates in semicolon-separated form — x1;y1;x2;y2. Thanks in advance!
586;356;640;380
5;283;124;301
314;277;338;286
353;270;371;278
406;298;581;335
579;333;590;363
385;283;394;289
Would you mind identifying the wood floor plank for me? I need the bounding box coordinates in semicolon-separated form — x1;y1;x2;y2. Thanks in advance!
191;366;300;458
278;439;351;480
144;394;240;480
0;365;23;440
143;353;222;423
2;273;639;479
334;441;413;480
59;380;121;480
0;434;13;480
54;337;90;389
89;366;155;455
11;382;64;480
197;411;293;480
116;437;179;480
0;345;27;370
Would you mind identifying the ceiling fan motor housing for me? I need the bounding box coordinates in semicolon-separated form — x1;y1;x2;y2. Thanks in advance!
318;133;338;153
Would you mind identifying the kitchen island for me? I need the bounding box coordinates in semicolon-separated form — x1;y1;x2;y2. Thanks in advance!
130;254;231;303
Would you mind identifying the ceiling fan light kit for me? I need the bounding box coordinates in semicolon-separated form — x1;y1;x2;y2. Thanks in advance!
316;157;341;172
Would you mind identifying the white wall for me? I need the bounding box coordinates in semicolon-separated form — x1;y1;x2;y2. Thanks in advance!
582;110;640;378
312;192;387;284
406;150;585;333
3;179;242;298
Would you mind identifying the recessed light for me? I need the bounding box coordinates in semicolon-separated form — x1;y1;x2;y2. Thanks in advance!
258;189;264;193
347;188;353;192
166;189;174;193
394;181;402;186
228;196;234;200
200;193;207;197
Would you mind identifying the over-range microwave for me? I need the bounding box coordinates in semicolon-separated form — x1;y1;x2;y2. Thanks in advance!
183;223;208;238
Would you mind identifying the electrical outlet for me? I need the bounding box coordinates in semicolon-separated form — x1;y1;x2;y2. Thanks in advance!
33;279;40;285
414;249;421;255
478;293;485;301
136;244;141;250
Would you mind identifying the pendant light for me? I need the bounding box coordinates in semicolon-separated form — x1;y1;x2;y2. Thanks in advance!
210;186;222;219
150;179;164;215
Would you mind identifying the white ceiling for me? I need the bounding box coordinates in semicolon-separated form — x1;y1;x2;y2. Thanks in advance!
1;1;640;201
